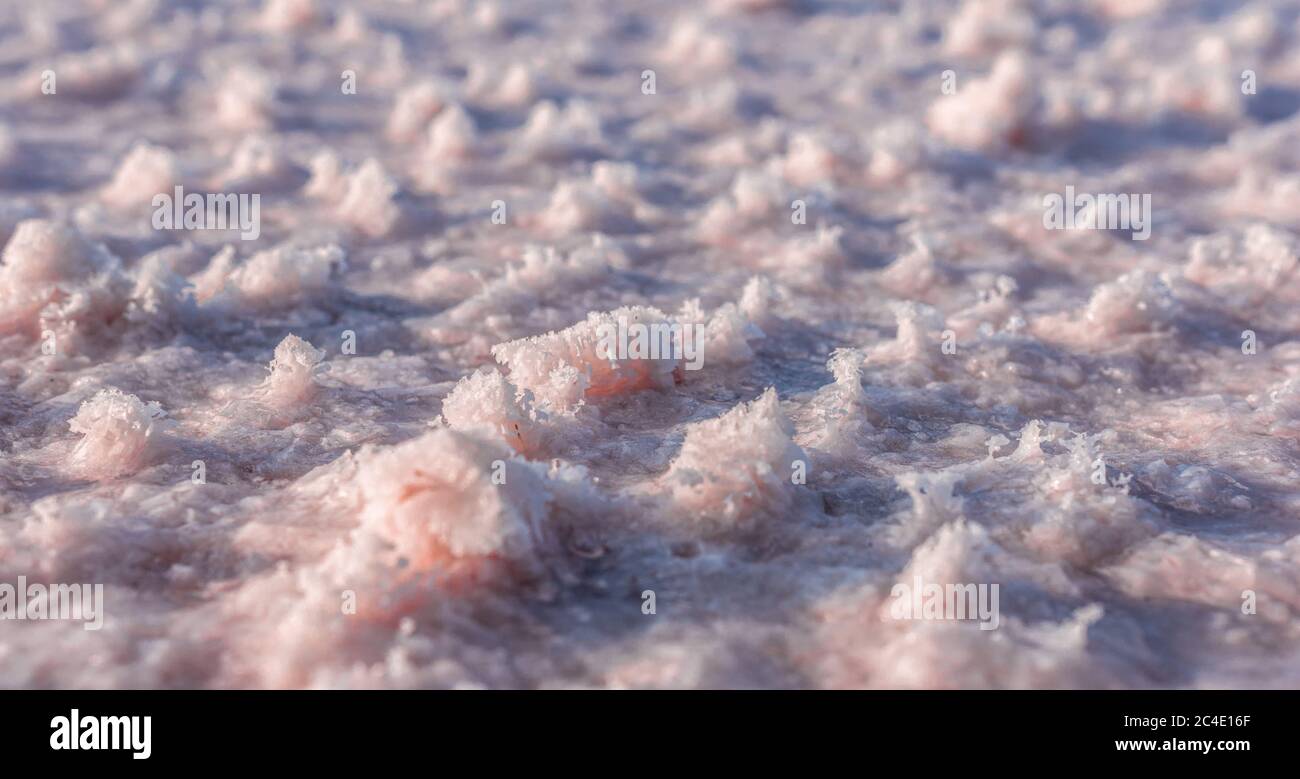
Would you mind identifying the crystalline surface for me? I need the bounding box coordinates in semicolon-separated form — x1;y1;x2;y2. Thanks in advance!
0;0;1296;690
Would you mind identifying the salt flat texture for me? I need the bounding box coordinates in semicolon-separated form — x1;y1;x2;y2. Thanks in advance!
0;0;1298;688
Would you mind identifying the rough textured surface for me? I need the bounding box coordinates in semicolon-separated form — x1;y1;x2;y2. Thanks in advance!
0;0;1297;689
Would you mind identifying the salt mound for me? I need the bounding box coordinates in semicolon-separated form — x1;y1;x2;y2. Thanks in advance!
303;150;345;201
423;104;479;164
335;159;404;237
442;242;616;325
28;45;140;102
1185;224;1299;310
892;469;967;546
674;292;766;367
198;243;344;310
491;305;681;412
1082;269;1176;336
213;65;278;131
664;388;806;527
126;252;195;326
661;19;736;72
697;169;788;243
866;120;929;184
536;162;647;234
100;142;178;209
217;134;301;189
944;0;1037;57
355;429;550;566
807;348;872;454
68;388;169;479
387;80;449;142
441;368;541;454
927;50;1040;152
260;334;326;408
0;219;127;341
778;131;847;188
869;301;947;374
260;0;322;33
513;100;603;161
1;219;118;285
879;235;949;298
776;224;847;285
468;62;538;109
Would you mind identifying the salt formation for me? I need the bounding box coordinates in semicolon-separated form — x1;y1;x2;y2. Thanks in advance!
260;0;322;33
441;368;541;454
68;389;170;479
878;235;950;298
387;81;449;142
303;150;346;200
197;243;343;309
1079;269;1177;337
100;143;178;210
126;251;195;326
355;429;550;566
513;100;604;161
422;104;479;163
536;163;648;234
26;46;141;102
260;334;326;408
213;65;278;131
807;348;872;454
334;159;404;237
943;0;1037;56
698;169;788;243
674;285;768;366
778;132;847;188
927;51;1040;152
217;135;301;190
441;243;616;325
664;388;806;527
0;219;127;344
865;120;929;184
869;301;949;379
661;19;736;72
3;0;1298;691
467;62;538;109
1184;225;1299;312
491;305;683;412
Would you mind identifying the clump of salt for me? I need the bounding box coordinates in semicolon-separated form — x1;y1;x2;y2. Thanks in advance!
491;305;681;412
100;142;178;210
68;388;170;479
260;334;326;408
441;368;541;454
665;388;806;527
198;243;344;310
1082;269;1176;336
355;429;550;566
335;159;404;238
468;62;538;109
260;0;321;32
214;65;277;132
0;219;128;343
927;50;1039;152
513;100;603;161
387;81;449;142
